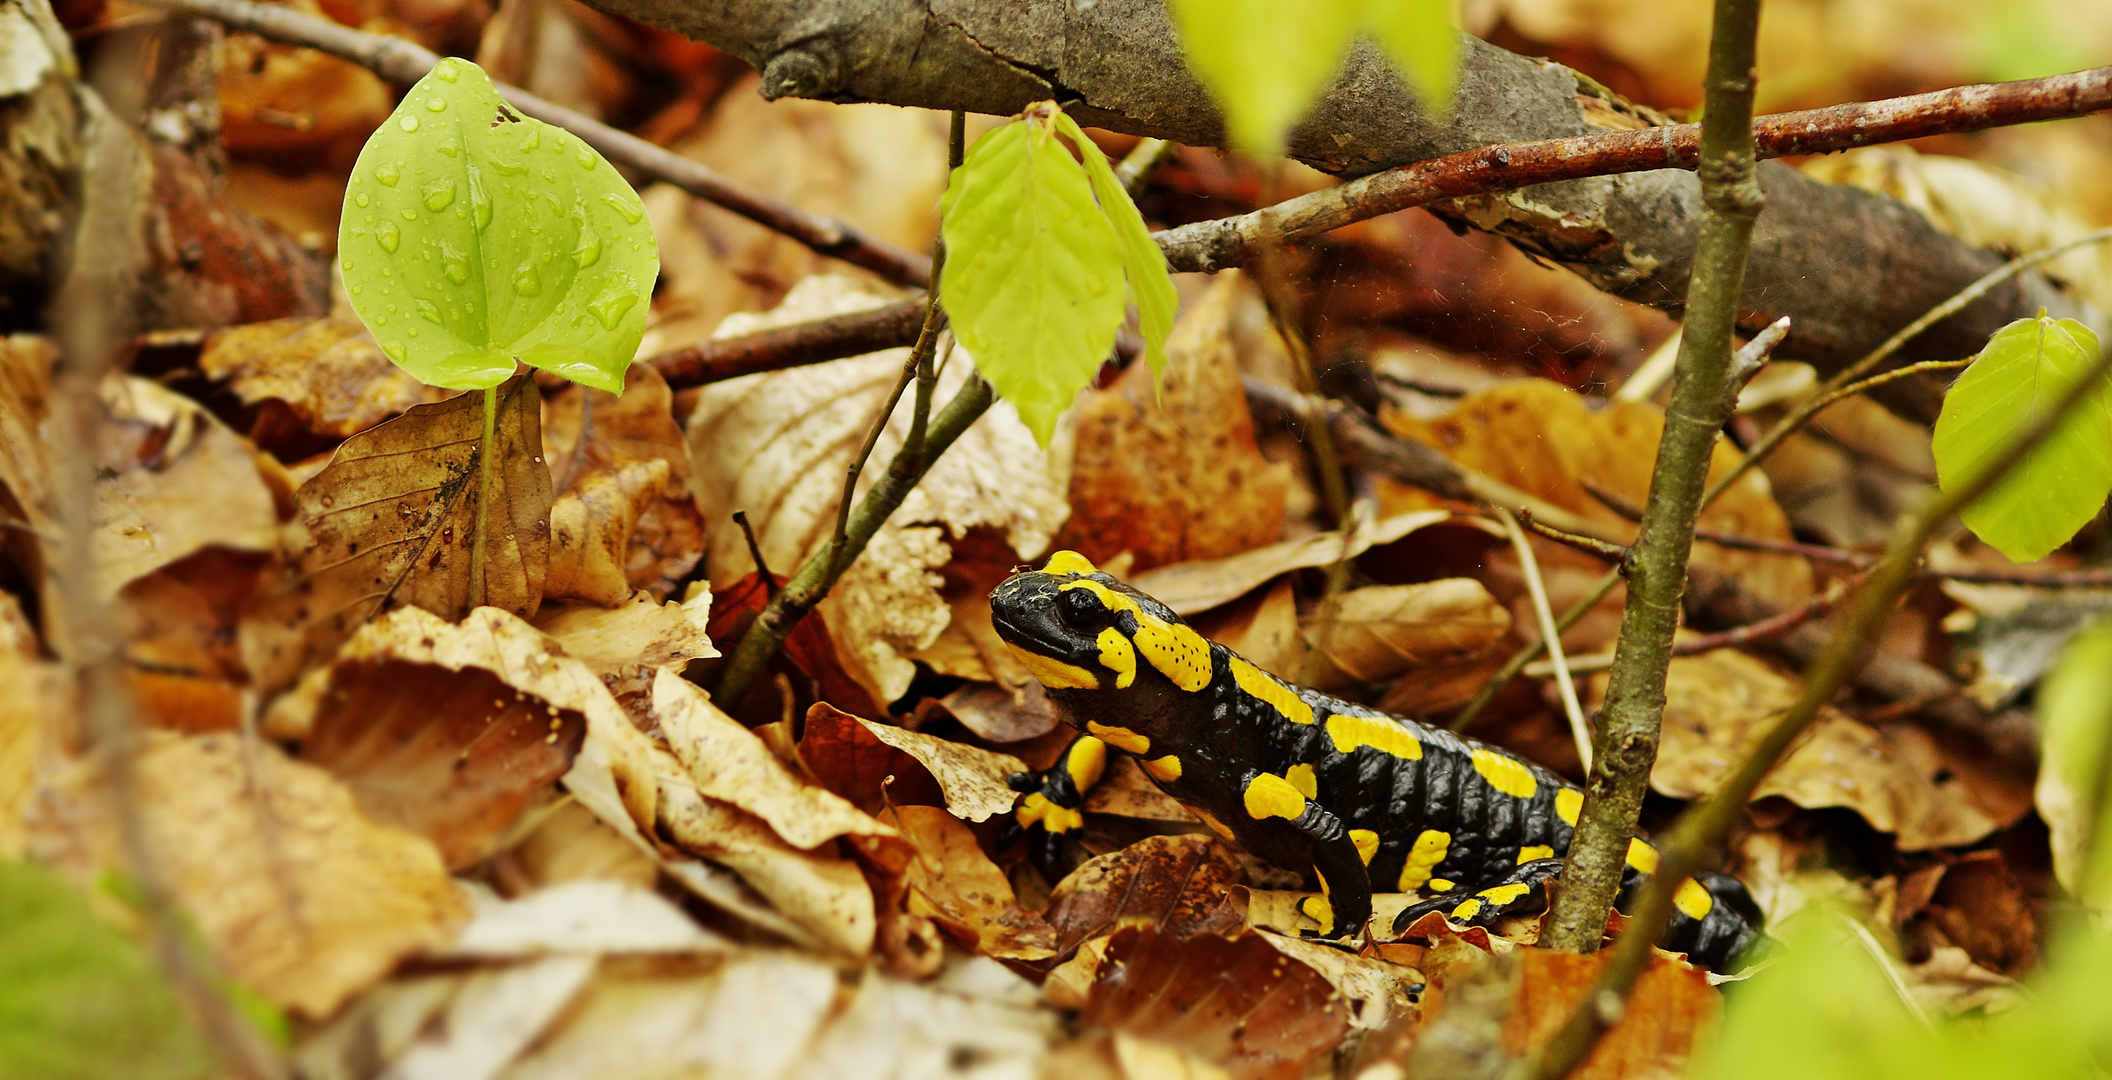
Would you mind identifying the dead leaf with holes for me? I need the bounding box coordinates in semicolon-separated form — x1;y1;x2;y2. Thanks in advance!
688;275;1072;704
1050;272;1290;574
1299;579;1512;692
535;588;718;699
24;732;467;1018
882;805;1056;961
542;365;705;603
197;317;450;443
240;372;552;694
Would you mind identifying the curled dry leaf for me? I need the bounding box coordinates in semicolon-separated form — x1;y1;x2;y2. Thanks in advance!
25;733;467;1018
688;275;1072;704
654;666;892;849
1498;950;1719;1080
545;455;669;607
0;335;54;543
854;716;1025;823
1128;509;1451;616
197;317;450;442
1260;933;1424;1030
535;588;718;699
797;701;947;814
118;548;268;734
241;373;553;694
1648;649;2001;849
442;880;728;959
1299;579;1512;692
883;804;1058;960
1903;851;2040;975
708;573;885;719
1051;272;1290;574
542;364;705;603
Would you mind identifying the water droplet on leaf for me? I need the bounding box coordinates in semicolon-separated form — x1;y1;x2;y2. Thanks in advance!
489;155;526;176
586;288;637;330
435;59;459;81
441;240;470;284
375;161;401;186
399;114;420;133
423;179;458;211
417;298;443;324
576;148;597;170
521;127;540;151
600;193;644;225
376;220;400;252
383;342;406;362
513;265;542;297
353;192;369;208
340;258;353;271
424;96;447;112
436;137;459;158
469;165;492;232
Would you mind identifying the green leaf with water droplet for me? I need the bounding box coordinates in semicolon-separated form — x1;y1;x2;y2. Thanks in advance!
1932;315;2112;563
940;108;1128;446
339;58;658;394
1053;110;1175;384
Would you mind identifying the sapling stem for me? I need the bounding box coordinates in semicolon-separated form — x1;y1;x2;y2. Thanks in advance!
470;384;496;609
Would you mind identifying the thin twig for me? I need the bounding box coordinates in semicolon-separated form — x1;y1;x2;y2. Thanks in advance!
1499;509;1592;771
129;0;933;287
648;298;928;389
1671;573;1860;654
1115;137;1174;194
731;511;776;598
1518;510;1631;563
1695;528;1872;566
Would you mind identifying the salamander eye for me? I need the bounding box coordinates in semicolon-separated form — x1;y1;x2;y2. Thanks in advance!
1056;587;1105;630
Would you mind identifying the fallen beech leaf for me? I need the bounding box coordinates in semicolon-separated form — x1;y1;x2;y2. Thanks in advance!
1044;835;1249;955
797;701;947;814
118;548;267;734
442;880;727;958
708;573;885;720
935;679;1060;743
371;955;597;1080
542;364;705;603
854;717;1025;823
1382;379;1813;612
1051;272;1289;573
653;666;892;849
544;455;668;606
689;275;1072;703
535;588;718;699
240;372;552;693
1192;576;1303;680
507;800;659;893
1081;927;1348;1080
1260;933;1423;1030
26;733;467;1017
1497;949;1719;1079
1915;851;2039;974
0;336;55;543
197;318;449;441
1647;649;1999;849
1128;509;1450;616
299;657;585;869
1079;753;1197;823
884;804;1058;960
1299;579;1512;691
93;376;279;599
220;31;393;166
790;961;1058;1078
654;747;877;957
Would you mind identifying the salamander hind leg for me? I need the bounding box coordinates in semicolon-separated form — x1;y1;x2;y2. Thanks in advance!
1240;770;1374;940
1389;857;1566;935
1659;872;1767;971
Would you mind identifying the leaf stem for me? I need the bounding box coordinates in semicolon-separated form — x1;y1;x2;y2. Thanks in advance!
470;383;496;609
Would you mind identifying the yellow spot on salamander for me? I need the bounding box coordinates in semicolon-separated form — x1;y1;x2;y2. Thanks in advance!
1017;793;1082;834
1243;772;1309;821
1398;829;1451;891
1231;657;1314;725
1286;762;1318;800
1065;737;1108;792
1449;898;1483;922
1326;713;1422;759
1096;627;1137;688
1627;838;1660;874
1062;580;1214;692
1518;845;1554;864
1299;894;1335;935
1042;550;1098;576
1141;755;1183;782
1428;879;1454;892
1189;805;1237;840
1086;721;1150;755
1349;829;1380;865
1674;878;1715;920
1472;748;1539;799
1555;787;1583;826
1477;882;1531;907
1009;645;1098;689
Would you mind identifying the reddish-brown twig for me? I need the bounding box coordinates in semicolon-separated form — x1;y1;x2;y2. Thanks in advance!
648;298;927;388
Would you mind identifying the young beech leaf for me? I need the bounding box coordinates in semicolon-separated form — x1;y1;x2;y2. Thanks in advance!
1932;315;2112;563
940;113;1126;445
1165;0;1361;153
1054;111;1176;380
339;58;658;394
2036;618;2112;907
1362;0;1460;118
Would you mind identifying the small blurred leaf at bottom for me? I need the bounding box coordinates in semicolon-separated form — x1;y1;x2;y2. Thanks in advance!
0;862;212;1080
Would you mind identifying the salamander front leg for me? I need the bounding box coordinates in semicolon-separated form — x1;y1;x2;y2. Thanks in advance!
999;733;1108;879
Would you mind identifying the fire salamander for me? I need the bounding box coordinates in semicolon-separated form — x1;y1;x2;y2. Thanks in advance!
991;551;1762;971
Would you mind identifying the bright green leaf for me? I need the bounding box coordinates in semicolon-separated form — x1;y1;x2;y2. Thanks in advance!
1362;0;1460;118
1053;111;1177;381
1932;315;2112;563
0;863;213;1080
339;58;658;394
940;113;1127;445
1164;0;1360;153
2037;618;2112;907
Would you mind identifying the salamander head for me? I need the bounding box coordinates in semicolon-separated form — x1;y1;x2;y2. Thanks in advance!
989;551;1216;698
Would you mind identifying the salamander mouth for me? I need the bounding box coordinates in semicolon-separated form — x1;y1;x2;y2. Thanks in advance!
988;574;1093;664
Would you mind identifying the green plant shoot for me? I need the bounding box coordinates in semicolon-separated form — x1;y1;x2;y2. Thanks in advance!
1931;314;2112;563
2037;618;2112;910
339;57;658;395
1165;0;1460;154
939;103;1176;446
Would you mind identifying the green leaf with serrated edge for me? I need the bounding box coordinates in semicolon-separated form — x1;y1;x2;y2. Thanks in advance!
1165;0;1360;153
940;113;1127;446
1053;112;1176;382
1362;0;1459;118
0;863;213;1080
2037;618;2112;906
1932;315;2112;563
339;58;658;393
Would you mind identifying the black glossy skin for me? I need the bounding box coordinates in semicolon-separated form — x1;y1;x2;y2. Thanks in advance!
990;560;1763;972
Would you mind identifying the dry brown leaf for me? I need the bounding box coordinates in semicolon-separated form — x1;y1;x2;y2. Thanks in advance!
443;879;727;959
118;548;267;734
1909;851;2039;974
1191;577;1304;680
1078;752;1196;823
25;732;467;1017
688;275;1072;703
1051;272;1290;573
793;961;1059;1078
797;701;948;815
506;799;659;893
535;588;718;699
1081;927;1349;1080
0;335;54;545
1260;933;1423;1030
884;804;1057;961
92;375;281;599
0;596;66;859
1648;649;1998;849
1383;380;1813;612
654;666;892;849
1043;835;1249;955
1128;509;1452;616
240;373;553;693
1496;948;1720;1080
934;679;1060;744
542;364;704;601
853;716;1025;823
197;317;449;440
1299;579;1513;691
544;455;666;606
219;28;393;168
